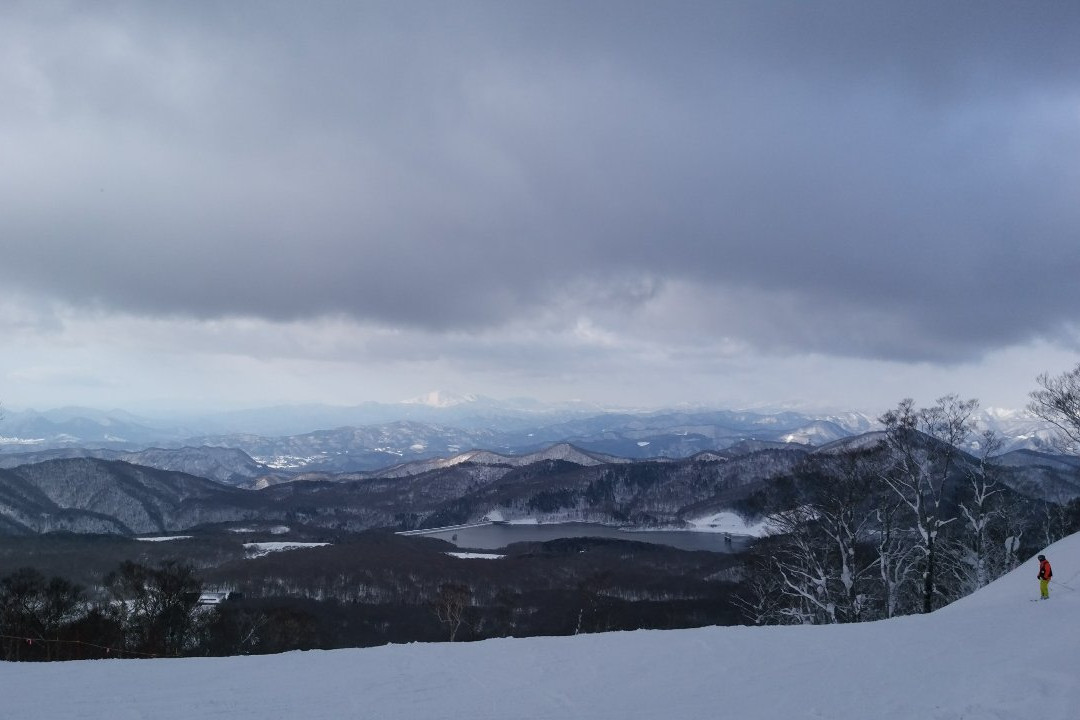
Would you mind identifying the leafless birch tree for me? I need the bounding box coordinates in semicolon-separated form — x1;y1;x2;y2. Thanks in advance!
880;396;977;614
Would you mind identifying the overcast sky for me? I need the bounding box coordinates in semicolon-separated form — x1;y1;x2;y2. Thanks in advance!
2;0;1078;415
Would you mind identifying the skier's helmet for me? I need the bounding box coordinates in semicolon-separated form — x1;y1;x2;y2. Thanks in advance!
1038;555;1046;560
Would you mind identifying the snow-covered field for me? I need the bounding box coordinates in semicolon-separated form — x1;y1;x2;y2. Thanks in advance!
6;534;1079;720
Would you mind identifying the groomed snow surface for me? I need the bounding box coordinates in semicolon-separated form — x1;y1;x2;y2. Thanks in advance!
7;534;1080;720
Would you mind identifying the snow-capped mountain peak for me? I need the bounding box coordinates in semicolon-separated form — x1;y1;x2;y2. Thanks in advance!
401;391;480;408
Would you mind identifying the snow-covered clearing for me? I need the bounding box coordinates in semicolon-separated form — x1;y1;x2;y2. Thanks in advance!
229;525;291;535
446;552;505;560
243;542;330;558
6;534;1080;720
685;510;773;537
134;536;193;542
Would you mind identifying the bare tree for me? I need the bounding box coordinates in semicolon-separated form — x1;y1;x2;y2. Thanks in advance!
873;492;920;618
767;506;838;624
733;570;785;626
954;430;1004;593
0;568;84;661
105;560;203;657
1039;490;1075;548
809;454;881;622
1027;365;1080;545
433;582;471;642
880;396;977;614
751;452;881;625
574;571;612;635
1029;363;1080;453
0;568;51;660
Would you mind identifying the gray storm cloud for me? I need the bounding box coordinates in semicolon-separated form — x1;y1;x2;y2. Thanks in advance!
1;1;1078;362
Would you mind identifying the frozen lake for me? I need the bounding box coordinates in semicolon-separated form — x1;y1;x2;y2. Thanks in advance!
408;522;748;553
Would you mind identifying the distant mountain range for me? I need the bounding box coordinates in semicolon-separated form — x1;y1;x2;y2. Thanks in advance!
0;446;265;485
0;432;1076;536
0;395;1076;537
0;399;1063;474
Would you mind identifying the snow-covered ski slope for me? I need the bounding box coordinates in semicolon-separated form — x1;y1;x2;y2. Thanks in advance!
6;534;1080;720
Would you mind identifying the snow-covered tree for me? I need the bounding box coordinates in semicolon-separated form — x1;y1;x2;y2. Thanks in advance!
754;452;880;624
879;396;977;614
767;506;840;624
873;490;920;618
949;429;1004;595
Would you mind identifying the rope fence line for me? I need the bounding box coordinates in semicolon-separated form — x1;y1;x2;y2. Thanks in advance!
0;632;174;660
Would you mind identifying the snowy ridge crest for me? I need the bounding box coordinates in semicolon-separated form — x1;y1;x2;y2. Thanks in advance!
376;442;628;478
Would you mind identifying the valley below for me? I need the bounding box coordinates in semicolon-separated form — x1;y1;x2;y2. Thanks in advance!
0;401;1077;660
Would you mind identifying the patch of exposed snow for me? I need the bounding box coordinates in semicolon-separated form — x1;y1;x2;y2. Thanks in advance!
0;436;45;445
244;542;330;558
446;552;504;560
256;455;323;470
686;511;772;537
230;526;290;535
135;536;193;542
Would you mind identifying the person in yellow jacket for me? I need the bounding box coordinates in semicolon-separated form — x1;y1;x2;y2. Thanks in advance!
1037;554;1052;599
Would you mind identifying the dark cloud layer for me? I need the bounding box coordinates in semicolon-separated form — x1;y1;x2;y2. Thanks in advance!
2;1;1079;362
